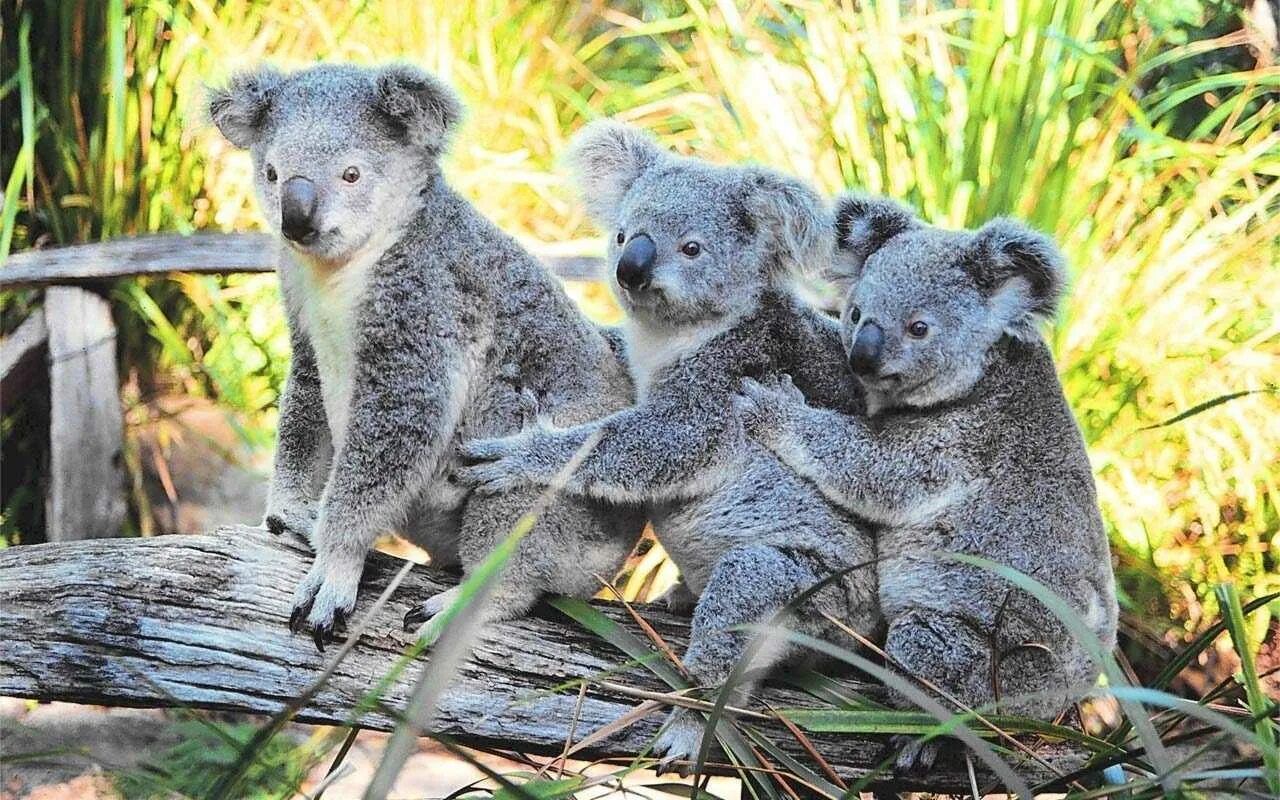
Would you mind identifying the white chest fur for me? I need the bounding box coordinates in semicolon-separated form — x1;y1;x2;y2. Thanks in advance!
625;317;736;398
290;247;381;445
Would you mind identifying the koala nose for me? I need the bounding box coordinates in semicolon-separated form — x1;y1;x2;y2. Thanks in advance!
849;322;884;376
616;234;656;291
280;176;319;244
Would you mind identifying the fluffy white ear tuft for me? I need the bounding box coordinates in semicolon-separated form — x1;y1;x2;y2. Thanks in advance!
207;66;284;149
373;64;465;156
967;218;1067;339
829;193;918;286
564;120;662;227
742;169;833;279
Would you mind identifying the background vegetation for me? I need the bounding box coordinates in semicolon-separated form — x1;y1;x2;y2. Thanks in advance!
1;0;1277;796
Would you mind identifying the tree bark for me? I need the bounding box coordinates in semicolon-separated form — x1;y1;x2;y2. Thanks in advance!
0;526;1088;792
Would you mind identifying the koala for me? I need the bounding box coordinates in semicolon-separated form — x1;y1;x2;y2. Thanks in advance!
458;122;880;773
735;194;1119;771
208;63;644;651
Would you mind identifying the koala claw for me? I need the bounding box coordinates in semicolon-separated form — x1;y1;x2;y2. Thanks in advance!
290;558;360;652
266;514;289;536
652;710;704;778
890;735;943;775
403;586;460;632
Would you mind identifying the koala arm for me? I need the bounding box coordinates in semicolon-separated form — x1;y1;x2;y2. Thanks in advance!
461;348;737;503
774;297;864;414
460;394;734;504
737;378;959;526
265;317;330;542
294;284;472;638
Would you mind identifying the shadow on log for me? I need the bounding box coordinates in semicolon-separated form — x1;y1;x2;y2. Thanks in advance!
0;526;1089;792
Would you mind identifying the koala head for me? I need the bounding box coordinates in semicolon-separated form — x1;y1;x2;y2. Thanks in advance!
209;63;463;265
830;193;1066;410
566;121;830;327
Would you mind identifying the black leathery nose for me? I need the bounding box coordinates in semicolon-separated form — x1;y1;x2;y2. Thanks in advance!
849;321;884;375
280;176;319;243
616;234;656;291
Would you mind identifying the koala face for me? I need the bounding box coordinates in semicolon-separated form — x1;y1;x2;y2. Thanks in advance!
566;121;830;327
830;194;1066;410
209;64;462;265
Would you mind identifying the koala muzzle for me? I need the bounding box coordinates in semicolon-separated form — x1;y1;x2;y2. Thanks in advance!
616;234;656;292
849;321;884;375
280;176;320;244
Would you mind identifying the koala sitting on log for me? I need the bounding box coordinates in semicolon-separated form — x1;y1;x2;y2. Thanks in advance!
209;64;644;650
736;194;1118;771
459;122;880;772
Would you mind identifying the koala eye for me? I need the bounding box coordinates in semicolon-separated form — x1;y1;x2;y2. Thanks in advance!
680;241;702;258
342;166;361;183
907;320;930;338
848;306;861;325
265;164;278;183
615;230;625;246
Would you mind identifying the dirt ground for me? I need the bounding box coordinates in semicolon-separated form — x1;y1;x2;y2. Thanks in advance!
0;699;741;800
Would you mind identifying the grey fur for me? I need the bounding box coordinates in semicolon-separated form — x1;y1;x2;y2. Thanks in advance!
209;63;644;649
737;194;1117;769
459;123;879;772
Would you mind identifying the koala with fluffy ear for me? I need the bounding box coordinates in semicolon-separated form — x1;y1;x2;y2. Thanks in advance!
208;64;644;651
736;193;1118;771
459;122;880;773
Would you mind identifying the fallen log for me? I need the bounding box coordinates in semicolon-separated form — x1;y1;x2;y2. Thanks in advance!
0;526;1089;792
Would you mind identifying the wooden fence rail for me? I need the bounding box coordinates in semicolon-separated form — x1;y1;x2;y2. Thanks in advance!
0;526;1089;792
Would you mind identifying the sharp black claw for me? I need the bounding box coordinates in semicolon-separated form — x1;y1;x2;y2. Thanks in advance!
333;608;348;634
289;601;311;635
403;607;427;632
266;515;287;536
312;624;328;652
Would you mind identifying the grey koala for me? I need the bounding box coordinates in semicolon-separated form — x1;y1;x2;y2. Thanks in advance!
736;193;1118;770
208;63;644;650
458;122;880;773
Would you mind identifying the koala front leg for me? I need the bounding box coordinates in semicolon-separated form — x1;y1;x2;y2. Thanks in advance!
291;330;469;650
737;377;956;525
652;545;818;776
265;331;329;546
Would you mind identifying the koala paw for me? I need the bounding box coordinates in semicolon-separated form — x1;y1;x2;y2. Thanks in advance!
289;555;362;652
652;708;706;777
457;433;545;495
733;375;804;437
889;734;943;775
402;585;462;633
263;501;318;548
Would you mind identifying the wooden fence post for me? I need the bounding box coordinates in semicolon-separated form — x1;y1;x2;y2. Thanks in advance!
43;287;126;540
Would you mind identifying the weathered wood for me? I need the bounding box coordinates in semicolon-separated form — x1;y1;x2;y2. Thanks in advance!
0;308;47;407
44;287;126;541
0;233;604;289
0;526;1089;792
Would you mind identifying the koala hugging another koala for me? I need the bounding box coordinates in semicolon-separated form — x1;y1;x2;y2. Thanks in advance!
459;122;881;772
737;194;1119;769
209;63;645;650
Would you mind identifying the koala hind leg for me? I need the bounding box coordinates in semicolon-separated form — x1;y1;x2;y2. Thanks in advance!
652;545;823;776
882;607;1072;773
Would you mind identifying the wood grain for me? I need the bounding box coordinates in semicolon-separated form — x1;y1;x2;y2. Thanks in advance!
44;288;125;541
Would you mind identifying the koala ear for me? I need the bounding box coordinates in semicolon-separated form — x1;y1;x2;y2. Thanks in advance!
742;169;833;278
208;66;283;149
564;120;662;227
829;193;918;284
373;65;464;155
967;218;1067;339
